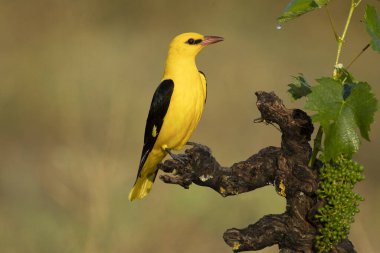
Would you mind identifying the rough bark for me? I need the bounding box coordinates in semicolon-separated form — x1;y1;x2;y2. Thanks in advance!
158;91;356;253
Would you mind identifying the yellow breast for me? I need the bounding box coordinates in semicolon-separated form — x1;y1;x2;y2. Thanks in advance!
155;66;205;150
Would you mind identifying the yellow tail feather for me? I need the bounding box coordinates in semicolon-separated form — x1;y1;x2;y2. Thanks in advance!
128;176;155;201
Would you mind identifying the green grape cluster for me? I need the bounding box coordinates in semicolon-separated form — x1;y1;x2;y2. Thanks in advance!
315;155;364;253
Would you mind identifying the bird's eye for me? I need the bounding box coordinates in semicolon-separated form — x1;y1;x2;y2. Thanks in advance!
187;38;195;45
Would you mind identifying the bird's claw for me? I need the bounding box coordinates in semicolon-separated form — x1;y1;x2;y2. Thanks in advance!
171;154;189;165
165;149;188;165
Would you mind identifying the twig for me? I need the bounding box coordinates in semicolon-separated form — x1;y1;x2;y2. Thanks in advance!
347;43;371;69
326;7;339;42
334;0;360;78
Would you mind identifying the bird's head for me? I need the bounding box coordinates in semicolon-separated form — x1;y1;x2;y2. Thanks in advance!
168;32;224;58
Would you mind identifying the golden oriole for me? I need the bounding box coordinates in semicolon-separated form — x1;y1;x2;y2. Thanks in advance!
129;32;223;201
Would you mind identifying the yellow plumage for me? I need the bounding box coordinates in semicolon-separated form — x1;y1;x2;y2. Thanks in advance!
129;32;223;201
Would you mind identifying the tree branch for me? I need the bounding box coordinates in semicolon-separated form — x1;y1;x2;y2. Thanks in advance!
158;91;356;253
160;144;279;196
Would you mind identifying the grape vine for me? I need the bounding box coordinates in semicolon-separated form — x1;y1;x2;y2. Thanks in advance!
279;0;379;252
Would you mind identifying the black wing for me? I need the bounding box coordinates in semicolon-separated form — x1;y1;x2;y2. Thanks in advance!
199;70;207;103
135;79;174;181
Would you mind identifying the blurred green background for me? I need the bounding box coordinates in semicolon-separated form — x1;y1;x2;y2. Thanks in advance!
1;0;379;252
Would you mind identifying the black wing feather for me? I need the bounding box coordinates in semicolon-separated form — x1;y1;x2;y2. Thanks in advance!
135;79;174;181
199;70;207;103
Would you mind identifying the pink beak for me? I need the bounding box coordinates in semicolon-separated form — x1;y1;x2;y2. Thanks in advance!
201;35;224;46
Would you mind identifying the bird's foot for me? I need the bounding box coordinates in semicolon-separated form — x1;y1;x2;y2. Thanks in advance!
165;148;188;165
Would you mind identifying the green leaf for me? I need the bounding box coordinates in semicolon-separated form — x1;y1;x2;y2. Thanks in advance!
288;74;312;100
278;0;330;24
364;5;380;53
347;82;378;141
305;78;378;160
314;0;330;6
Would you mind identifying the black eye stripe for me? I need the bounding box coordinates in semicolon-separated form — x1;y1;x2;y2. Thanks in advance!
194;39;202;44
186;38;202;45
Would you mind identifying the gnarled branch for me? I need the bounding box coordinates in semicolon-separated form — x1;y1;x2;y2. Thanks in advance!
158;91;356;253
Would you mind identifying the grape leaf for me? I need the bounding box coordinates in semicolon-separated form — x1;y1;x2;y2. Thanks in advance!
278;0;330;24
348;82;378;141
305;78;378;160
288;74;312;100
314;0;330;6
364;5;380;53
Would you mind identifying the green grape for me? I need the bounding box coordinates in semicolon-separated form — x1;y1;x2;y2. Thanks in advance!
315;155;364;253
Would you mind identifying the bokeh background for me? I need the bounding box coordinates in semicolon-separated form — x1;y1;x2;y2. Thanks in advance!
1;0;379;252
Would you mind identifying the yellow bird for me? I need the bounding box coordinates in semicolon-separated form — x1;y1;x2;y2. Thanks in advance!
129;32;223;201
